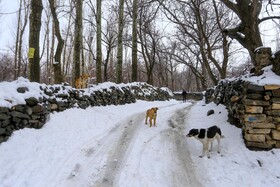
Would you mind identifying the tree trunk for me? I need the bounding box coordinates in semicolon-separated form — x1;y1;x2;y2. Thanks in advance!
50;17;55;84
116;0;125;83
29;0;43;82
45;14;51;84
62;4;74;80
104;44;112;82
19;0;29;79
131;0;138;82
72;0;83;86
221;0;263;65
14;0;22;80
49;0;64;84
96;0;102;83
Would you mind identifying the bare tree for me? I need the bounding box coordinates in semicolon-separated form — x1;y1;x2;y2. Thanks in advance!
49;0;64;84
62;1;75;83
103;15;118;82
14;0;29;80
131;0;138;82
29;0;43;82
17;0;30;77
72;0;83;86
38;4;51;84
156;41;181;90
95;0;102;83
116;0;125;83
138;1;161;85
158;0;233;87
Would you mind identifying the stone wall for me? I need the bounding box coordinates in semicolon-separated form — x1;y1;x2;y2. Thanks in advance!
173;92;203;101
0;82;173;144
205;79;280;149
272;50;280;76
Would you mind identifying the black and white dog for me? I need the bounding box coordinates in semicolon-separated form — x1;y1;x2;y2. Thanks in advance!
186;125;223;158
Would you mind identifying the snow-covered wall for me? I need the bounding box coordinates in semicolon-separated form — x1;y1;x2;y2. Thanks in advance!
0;80;173;144
205;80;280;150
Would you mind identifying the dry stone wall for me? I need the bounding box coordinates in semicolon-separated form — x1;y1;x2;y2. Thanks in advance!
206;79;280;149
173;92;203;101
0;82;173;144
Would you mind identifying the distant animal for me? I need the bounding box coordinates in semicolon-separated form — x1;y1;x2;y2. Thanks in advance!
186;125;223;158
145;107;158;127
75;74;90;89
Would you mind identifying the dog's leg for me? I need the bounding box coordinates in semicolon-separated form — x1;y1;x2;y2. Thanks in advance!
205;141;210;158
216;136;221;154
149;118;153;127
199;147;204;158
145;114;148;125
153;116;157;127
199;142;207;158
209;140;213;152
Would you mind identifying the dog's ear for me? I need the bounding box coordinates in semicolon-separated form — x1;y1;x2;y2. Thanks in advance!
187;129;198;137
155;107;158;111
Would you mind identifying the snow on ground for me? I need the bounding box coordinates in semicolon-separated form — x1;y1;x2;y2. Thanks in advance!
0;98;279;187
186;101;280;187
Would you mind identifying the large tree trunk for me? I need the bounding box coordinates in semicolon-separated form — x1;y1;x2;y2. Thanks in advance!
131;0;138;82
96;0;102;83
221;0;263;65
72;0;83;86
116;0;125;83
29;0;43;82
49;0;64;84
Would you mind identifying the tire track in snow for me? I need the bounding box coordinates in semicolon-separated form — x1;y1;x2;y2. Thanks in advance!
94;102;202;187
92;113;144;186
54;103;200;187
165;103;202;187
92;103;180;186
53;121;125;187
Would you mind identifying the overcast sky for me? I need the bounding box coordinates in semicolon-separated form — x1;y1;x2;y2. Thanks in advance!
0;0;22;53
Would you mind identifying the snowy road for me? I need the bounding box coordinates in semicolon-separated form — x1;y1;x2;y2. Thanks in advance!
53;102;201;187
2;100;280;187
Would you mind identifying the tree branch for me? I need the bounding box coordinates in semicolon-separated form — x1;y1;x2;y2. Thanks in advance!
259;16;280;24
220;0;239;16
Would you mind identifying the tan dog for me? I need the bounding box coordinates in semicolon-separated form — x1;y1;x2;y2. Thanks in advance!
75;74;90;89
145;107;158;127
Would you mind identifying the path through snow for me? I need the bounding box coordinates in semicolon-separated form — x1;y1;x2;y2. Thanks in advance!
53;102;200;187
0;100;205;187
2;100;280;187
